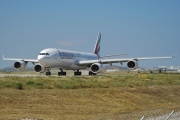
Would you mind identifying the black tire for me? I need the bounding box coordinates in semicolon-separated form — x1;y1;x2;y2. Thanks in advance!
63;72;66;76
46;72;51;76
58;72;62;76
74;72;81;76
89;71;93;75
58;72;66;76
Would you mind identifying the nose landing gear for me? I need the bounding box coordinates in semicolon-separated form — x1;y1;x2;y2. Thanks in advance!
45;67;51;76
46;71;51;76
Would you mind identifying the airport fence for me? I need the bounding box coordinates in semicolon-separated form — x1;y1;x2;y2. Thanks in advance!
144;110;180;120
98;109;180;120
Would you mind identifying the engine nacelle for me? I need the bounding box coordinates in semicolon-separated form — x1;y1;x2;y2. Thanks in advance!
34;64;46;73
127;60;138;69
14;61;27;70
90;63;102;73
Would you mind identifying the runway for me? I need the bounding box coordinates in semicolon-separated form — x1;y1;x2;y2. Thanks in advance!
0;74;42;77
0;70;92;77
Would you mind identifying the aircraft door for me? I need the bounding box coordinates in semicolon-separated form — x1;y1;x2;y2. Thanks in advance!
57;50;62;61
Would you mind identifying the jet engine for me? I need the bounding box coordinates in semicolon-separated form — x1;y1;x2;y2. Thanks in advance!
90;63;102;73
14;61;27;70
127;60;138;69
34;64;46;73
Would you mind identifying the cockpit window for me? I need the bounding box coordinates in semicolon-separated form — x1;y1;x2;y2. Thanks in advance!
39;53;49;55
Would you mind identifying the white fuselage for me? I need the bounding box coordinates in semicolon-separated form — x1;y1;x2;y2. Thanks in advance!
37;48;98;70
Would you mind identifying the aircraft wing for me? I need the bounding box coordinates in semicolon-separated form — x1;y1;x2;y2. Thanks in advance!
3;55;38;63
77;54;177;66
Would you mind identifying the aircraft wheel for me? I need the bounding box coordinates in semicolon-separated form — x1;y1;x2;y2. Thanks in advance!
46;72;51;76
58;72;62;76
74;72;81;76
63;72;66;76
89;71;93;75
58;72;66;76
89;71;96;75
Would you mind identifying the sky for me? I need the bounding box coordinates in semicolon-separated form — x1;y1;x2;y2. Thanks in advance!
0;0;180;69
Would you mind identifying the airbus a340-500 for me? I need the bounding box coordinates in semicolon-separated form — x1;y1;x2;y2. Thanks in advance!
3;33;176;76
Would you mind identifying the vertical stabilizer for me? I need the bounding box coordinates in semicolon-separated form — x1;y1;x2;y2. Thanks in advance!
93;33;101;56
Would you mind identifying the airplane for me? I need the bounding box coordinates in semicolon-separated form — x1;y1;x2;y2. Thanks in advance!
3;33;177;76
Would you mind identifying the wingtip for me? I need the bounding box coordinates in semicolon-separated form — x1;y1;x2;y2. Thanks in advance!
172;53;178;58
3;55;5;60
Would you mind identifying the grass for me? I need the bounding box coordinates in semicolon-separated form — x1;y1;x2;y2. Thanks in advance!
0;73;180;120
0;73;180;89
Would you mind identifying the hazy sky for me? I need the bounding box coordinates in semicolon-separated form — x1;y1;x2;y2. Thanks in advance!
0;0;180;69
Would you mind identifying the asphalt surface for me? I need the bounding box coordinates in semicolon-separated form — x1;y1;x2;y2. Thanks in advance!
0;71;91;77
0;74;41;77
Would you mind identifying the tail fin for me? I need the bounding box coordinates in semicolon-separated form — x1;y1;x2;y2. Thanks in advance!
93;33;101;56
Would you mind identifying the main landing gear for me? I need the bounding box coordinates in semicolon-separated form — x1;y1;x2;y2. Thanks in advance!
58;68;66;76
74;70;82;76
45;68;97;76
89;71;96;75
